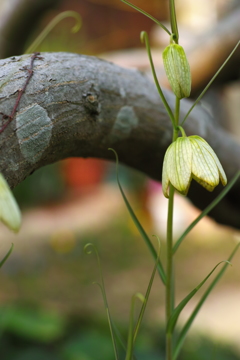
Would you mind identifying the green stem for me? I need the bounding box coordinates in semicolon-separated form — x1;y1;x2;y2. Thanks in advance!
121;0;171;35
177;126;186;137
24;11;81;54
166;98;180;360
166;184;174;360
140;31;175;128
174;98;180;128
169;0;179;43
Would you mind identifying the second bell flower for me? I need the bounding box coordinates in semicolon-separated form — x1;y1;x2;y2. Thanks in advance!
162;135;227;198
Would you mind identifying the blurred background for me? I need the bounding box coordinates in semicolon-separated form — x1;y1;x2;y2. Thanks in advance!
0;0;240;359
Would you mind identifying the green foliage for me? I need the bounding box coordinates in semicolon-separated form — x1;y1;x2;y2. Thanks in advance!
61;331;115;360
0;310;239;360
84;243;119;359
109;148;166;284
0;306;66;343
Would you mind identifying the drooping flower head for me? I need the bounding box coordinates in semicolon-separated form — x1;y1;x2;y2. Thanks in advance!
162;135;227;198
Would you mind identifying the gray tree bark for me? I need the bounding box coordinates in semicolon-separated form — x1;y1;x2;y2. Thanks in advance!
0;52;239;229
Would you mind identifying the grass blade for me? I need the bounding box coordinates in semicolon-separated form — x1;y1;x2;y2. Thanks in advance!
112;320;139;360
133;236;161;342
109;148;166;285
181;41;240;126
84;243;119;360
173;171;240;254
125;293;145;360
173;242;240;360
167;260;229;335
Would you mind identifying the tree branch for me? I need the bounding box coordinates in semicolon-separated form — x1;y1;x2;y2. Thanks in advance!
186;5;240;93
0;52;239;229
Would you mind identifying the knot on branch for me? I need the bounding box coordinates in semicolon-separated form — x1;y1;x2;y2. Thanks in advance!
82;83;100;115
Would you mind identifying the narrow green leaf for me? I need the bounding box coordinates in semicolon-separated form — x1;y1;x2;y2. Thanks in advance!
181;41;240;126
25;11;82;54
125;293;145;360
0;244;14;268
121;0;171;35
109;148;166;285
173;171;240;254
173;242;240;360
112;320;139;360
133;236;161;342
85;245;139;360
167;260;229;334
84;243;119;360
140;31;176;128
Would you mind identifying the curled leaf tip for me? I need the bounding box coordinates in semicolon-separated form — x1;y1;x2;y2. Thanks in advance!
25;10;82;54
108;148;118;162
133;292;145;303
140;31;146;43
69;12;82;33
84;242;95;255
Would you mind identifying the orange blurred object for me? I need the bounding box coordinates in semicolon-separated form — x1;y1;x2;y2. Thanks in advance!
62;158;106;189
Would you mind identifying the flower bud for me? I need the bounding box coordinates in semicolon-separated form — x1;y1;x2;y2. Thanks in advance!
162;44;191;99
0;173;21;232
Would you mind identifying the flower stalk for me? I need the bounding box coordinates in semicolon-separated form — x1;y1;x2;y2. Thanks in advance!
119;1;237;360
165;95;180;360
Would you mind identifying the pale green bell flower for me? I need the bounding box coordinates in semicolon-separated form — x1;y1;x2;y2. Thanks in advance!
0;173;21;232
162;43;191;99
162;135;227;198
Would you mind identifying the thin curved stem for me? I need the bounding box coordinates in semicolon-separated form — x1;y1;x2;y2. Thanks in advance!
121;0;171;35
181;40;240;126
25;11;81;54
140;31;175;128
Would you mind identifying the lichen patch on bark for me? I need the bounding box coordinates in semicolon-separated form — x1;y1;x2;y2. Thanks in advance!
16;104;52;163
